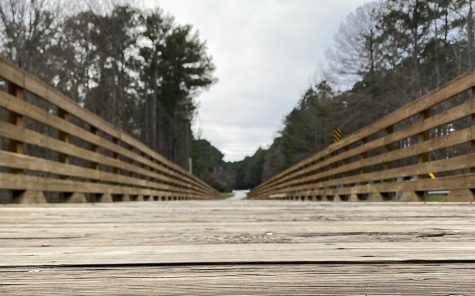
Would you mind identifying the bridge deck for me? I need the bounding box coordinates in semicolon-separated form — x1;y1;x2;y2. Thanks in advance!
1;201;475;295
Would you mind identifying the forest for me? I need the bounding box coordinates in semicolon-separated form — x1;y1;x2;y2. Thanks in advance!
0;0;215;170
1;0;475;192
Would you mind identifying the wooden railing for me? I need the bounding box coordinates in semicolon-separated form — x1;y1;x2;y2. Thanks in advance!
0;58;219;203
248;69;475;202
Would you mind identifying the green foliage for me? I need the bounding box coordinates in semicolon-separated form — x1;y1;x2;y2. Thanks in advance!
138;9;216;165
0;2;216;170
426;194;448;202
219;192;235;199
191;139;233;192
140;11;215;115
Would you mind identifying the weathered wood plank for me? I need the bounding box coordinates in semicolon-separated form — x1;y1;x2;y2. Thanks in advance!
0;58;217;201
0;91;209;192
267;156;475;196
0;149;209;195
1;201;475;266
4;241;475;266
0;264;474;296
250;68;475;199
0;201;474;294
0;58;211;191
256;100;474;194
260;127;474;194
0;172;206;198
254;69;475;193
0;121;206;193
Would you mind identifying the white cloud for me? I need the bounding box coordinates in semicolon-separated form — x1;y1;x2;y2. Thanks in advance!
146;0;368;161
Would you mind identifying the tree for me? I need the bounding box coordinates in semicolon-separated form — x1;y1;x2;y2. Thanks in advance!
0;2;216;171
378;0;434;96
280;81;341;166
139;9;215;166
0;0;61;75
327;1;384;86
192;139;233;192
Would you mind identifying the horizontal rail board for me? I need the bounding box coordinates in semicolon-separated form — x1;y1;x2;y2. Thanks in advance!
255;100;474;194
249;68;475;201
0;91;209;193
0;173;205;198
0;57;218;202
258;127;474;195
0;59;207;187
0;150;204;195
0;121;208;194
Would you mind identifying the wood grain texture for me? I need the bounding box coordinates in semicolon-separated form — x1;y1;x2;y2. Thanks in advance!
1;200;475;294
1;264;474;295
253;69;475;192
250;67;475;199
0;58;217;201
259;102;474;193
0;58;208;189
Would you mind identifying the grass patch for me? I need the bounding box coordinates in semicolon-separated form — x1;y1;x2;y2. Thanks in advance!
220;192;235;199
426;194;448;202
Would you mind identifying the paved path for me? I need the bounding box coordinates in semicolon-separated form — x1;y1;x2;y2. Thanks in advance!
1;200;475;295
229;189;249;200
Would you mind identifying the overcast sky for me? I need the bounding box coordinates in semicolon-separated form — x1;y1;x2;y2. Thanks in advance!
145;0;368;161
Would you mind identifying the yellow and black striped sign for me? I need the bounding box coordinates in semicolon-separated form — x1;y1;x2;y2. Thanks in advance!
333;128;342;143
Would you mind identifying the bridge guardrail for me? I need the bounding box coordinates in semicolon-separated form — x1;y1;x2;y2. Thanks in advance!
0;57;219;203
248;69;475;202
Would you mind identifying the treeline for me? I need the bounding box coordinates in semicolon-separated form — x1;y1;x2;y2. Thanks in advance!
197;0;475;192
0;0;215;169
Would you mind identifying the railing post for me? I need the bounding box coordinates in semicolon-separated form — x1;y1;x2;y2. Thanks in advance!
448;87;475;201
127;145;135;178
361;137;368;175
112;137;120;175
359;137;374;201
418;109;431;165
58;108;86;203
7;83;24;163
89;126;107;203
8;82;46;203
90;126;100;170
384;126;394;170
472;86;475;173
377;126;396;201
57;108;70;164
111;137;122;202
400;110;430;202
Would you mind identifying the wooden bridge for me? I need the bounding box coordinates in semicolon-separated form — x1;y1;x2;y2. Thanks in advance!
1;59;475;294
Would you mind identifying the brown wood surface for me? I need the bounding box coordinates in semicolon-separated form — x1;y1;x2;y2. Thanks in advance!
267;153;475;195
0;91;209;194
253;68;475;193
257;127;474;195
0;264;474;295
257;100;474;195
0;200;475;294
0;173;206;199
0;58;208;189
0;58;217;201
250;66;475;199
0;121;206;194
